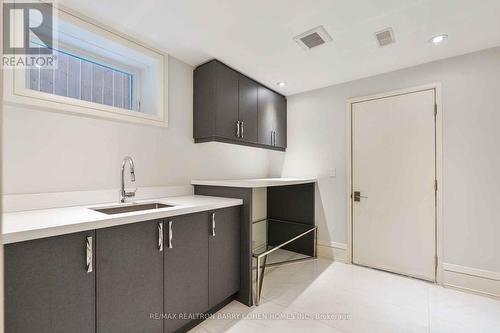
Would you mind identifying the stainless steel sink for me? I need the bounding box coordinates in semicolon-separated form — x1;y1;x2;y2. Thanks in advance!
92;202;174;215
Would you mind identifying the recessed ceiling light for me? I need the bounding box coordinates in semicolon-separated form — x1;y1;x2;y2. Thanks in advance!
276;81;287;87
430;34;448;45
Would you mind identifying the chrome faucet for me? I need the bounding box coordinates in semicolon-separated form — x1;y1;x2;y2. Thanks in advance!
120;156;136;203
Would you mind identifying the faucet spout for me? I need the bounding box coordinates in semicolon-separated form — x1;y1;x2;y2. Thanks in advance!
120;156;136;203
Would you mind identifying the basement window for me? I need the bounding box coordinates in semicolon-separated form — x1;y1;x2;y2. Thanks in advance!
4;4;168;127
27;43;137;111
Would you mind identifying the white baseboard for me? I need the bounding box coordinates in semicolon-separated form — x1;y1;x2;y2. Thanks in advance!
443;263;500;299
317;240;347;263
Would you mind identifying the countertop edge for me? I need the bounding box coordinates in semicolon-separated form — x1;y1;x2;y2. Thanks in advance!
3;196;243;245
191;178;317;188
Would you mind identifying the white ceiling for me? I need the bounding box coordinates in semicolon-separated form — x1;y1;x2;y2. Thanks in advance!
59;0;500;95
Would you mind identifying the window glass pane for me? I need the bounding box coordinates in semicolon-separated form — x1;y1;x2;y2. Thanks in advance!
29;67;39;91
40;68;54;94
27;47;135;111
113;71;124;109
54;53;68;97
123;75;131;110
92;64;104;104
103;68;113;106
80;60;92;102
67;56;81;99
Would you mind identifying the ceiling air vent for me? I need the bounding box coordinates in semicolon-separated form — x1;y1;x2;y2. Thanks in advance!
294;25;332;50
375;28;395;47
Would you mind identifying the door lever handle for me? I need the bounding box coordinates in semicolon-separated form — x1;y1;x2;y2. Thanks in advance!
353;191;368;202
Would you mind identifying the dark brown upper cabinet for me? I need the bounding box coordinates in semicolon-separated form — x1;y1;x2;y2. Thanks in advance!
194;59;286;151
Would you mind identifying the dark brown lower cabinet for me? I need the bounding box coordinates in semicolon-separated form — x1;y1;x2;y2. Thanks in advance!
209;206;241;307
96;220;163;333
164;212;209;332
5;231;96;333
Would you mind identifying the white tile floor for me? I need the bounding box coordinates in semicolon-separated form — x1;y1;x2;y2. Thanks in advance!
190;255;500;333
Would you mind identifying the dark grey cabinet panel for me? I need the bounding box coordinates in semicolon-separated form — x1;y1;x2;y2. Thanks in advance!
209;206;241;307
96;220;163;333
258;86;287;149
215;62;239;139
274;93;287;148
257;86;275;146
194;186;252;306
164;212;209;332
193;63;216;139
238;75;258;143
194;59;286;151
5;207;243;333
5;231;95;333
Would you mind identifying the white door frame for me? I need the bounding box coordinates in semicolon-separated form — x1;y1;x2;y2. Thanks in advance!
346;83;444;285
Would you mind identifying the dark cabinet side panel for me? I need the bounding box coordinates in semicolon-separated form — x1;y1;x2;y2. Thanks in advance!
5;231;96;333
215;62;239;139
164;212;209;333
274;94;287;149
96;220;163;333
238;75;258;143
257;86;274;146
194;62;216;139
209;206;241;308
194;186;252;306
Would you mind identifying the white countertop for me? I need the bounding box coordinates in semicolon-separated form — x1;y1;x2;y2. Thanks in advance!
191;178;316;188
2;195;242;244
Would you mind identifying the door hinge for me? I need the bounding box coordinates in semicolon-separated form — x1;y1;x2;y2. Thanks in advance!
434;104;437;117
434;180;438;192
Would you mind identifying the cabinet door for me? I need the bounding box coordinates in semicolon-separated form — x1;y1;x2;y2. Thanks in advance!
96;220;163;333
257;86;275;146
209;206;241;308
5;231;95;333
238;75;258;143
164;212;209;332
215;62;239;139
274;94;287;148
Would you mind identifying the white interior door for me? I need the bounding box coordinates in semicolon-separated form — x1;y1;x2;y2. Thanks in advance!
352;89;436;281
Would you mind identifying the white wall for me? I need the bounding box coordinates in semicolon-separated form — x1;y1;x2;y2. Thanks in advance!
269;46;500;274
2;56;271;194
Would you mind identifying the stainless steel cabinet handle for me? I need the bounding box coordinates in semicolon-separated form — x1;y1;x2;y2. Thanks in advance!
271;131;274;145
168;221;173;249
211;213;216;237
86;236;93;273
158;222;164;252
236;121;240;138
240;121;244;138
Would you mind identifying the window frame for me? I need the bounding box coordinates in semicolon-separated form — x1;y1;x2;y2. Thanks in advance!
3;3;168;127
